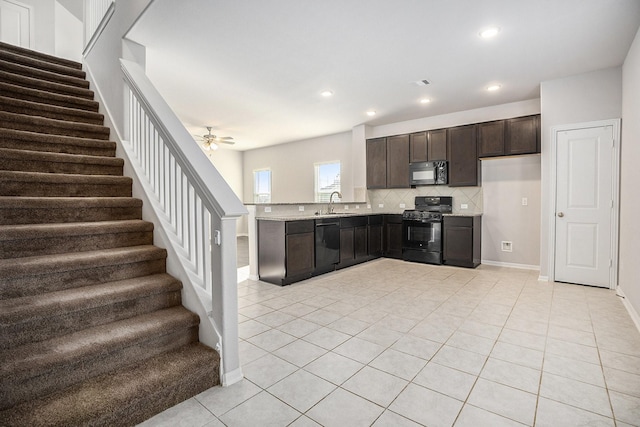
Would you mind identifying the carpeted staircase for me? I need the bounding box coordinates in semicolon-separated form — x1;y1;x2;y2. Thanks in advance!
0;41;220;426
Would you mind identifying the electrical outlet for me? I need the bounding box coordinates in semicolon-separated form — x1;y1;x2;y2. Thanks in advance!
522;197;528;206
355;205;360;209
298;206;304;211
461;204;468;210
367;204;371;209
400;203;406;208
378;204;384;208
344;205;349;210
501;241;513;252
264;206;272;213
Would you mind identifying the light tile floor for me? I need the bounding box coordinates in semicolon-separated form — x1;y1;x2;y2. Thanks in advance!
139;259;640;427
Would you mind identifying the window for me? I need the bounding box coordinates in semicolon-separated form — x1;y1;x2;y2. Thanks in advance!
253;169;271;203
315;161;340;203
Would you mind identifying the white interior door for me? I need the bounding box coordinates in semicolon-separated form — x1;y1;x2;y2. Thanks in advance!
554;124;615;288
0;0;32;48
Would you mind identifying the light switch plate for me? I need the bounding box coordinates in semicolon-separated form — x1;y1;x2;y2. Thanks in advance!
264;207;272;213
522;198;528;206
400;203;406;208
345;205;349;210
461;204;468;209
378;204;384;208
298;206;304;211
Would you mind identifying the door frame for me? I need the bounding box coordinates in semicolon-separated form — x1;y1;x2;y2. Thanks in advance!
0;0;34;49
547;118;620;290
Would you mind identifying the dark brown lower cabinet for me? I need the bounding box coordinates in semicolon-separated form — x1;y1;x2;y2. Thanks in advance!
383;214;403;259
368;215;383;258
443;216;481;268
258;219;315;285
338;216;368;269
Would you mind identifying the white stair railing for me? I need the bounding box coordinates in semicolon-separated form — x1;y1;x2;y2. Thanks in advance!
83;0;115;55
120;59;247;385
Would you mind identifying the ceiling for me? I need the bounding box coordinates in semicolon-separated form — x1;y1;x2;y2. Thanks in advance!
127;0;640;151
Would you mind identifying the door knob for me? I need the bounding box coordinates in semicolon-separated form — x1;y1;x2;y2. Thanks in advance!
557;212;564;217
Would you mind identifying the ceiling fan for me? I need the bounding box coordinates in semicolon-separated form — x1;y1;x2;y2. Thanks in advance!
196;126;235;151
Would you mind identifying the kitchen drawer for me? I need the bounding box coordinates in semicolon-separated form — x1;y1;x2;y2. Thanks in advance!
443;216;474;227
286;220;314;234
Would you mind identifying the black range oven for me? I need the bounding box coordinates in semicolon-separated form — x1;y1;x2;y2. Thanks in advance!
402;196;452;265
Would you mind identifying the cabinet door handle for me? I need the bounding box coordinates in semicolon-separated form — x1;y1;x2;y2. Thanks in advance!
557;212;564;218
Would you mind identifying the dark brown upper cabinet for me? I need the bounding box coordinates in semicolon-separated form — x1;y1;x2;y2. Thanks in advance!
366;137;387;189
478;120;506;157
410;129;447;162
409;132;427;162
505;115;539;155
367;135;410;189
478;115;540;158
447;124;479;187
428;129;447;161
386;134;410;188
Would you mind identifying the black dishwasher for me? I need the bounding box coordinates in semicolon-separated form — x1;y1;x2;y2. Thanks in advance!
315;218;340;274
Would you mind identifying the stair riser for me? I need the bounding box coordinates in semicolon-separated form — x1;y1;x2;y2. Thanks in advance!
0;117;110;140
0;205;142;225
1;290;182;349
0;326;199;410
0;60;89;89
0;82;99;112
0;230;153;259
0;71;94;100
0;181;132;197
0;258;166;299
0;157;123;176
0;135;116;157
0;98;104;125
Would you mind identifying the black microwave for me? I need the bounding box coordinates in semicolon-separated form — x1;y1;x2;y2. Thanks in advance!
409;161;448;186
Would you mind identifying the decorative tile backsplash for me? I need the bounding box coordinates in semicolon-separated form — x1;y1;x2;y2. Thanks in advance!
367;186;483;214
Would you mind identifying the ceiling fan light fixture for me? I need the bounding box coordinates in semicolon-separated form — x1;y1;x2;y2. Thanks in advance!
321;90;334;97
486;84;502;92
420;98;431;104
366;110;376;117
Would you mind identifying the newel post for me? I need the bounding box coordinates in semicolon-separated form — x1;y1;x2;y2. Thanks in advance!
211;216;242;385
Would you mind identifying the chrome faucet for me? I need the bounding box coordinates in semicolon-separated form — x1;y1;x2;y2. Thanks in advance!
328;191;342;214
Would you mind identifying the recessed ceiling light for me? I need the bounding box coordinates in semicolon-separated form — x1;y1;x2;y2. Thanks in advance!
366;110;376;117
321;90;334;97
479;27;500;38
420;98;431;104
486;84;502;92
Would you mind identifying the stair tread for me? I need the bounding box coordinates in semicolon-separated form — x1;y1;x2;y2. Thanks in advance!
0;196;142;208
0;110;110;138
0;41;83;72
0;70;94;99
0;81;99;112
0;95;103;123
0;273;181;323
0;343;219;427
0;147;123;166
0;245;166;279
0;170;131;183
0;59;89;89
0;219;153;241
0;306;198;375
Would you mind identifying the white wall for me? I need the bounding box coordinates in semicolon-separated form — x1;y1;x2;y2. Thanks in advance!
243;132;353;203
620;27;640;319
481;155;541;268
54;0;82;61
207;148;246;235
539;67;623;279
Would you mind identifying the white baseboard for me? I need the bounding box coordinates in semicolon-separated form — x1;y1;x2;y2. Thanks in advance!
221;367;244;387
481;260;540;271
249;275;259;281
538;275;550;282
617;287;640;334
237;233;249;237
